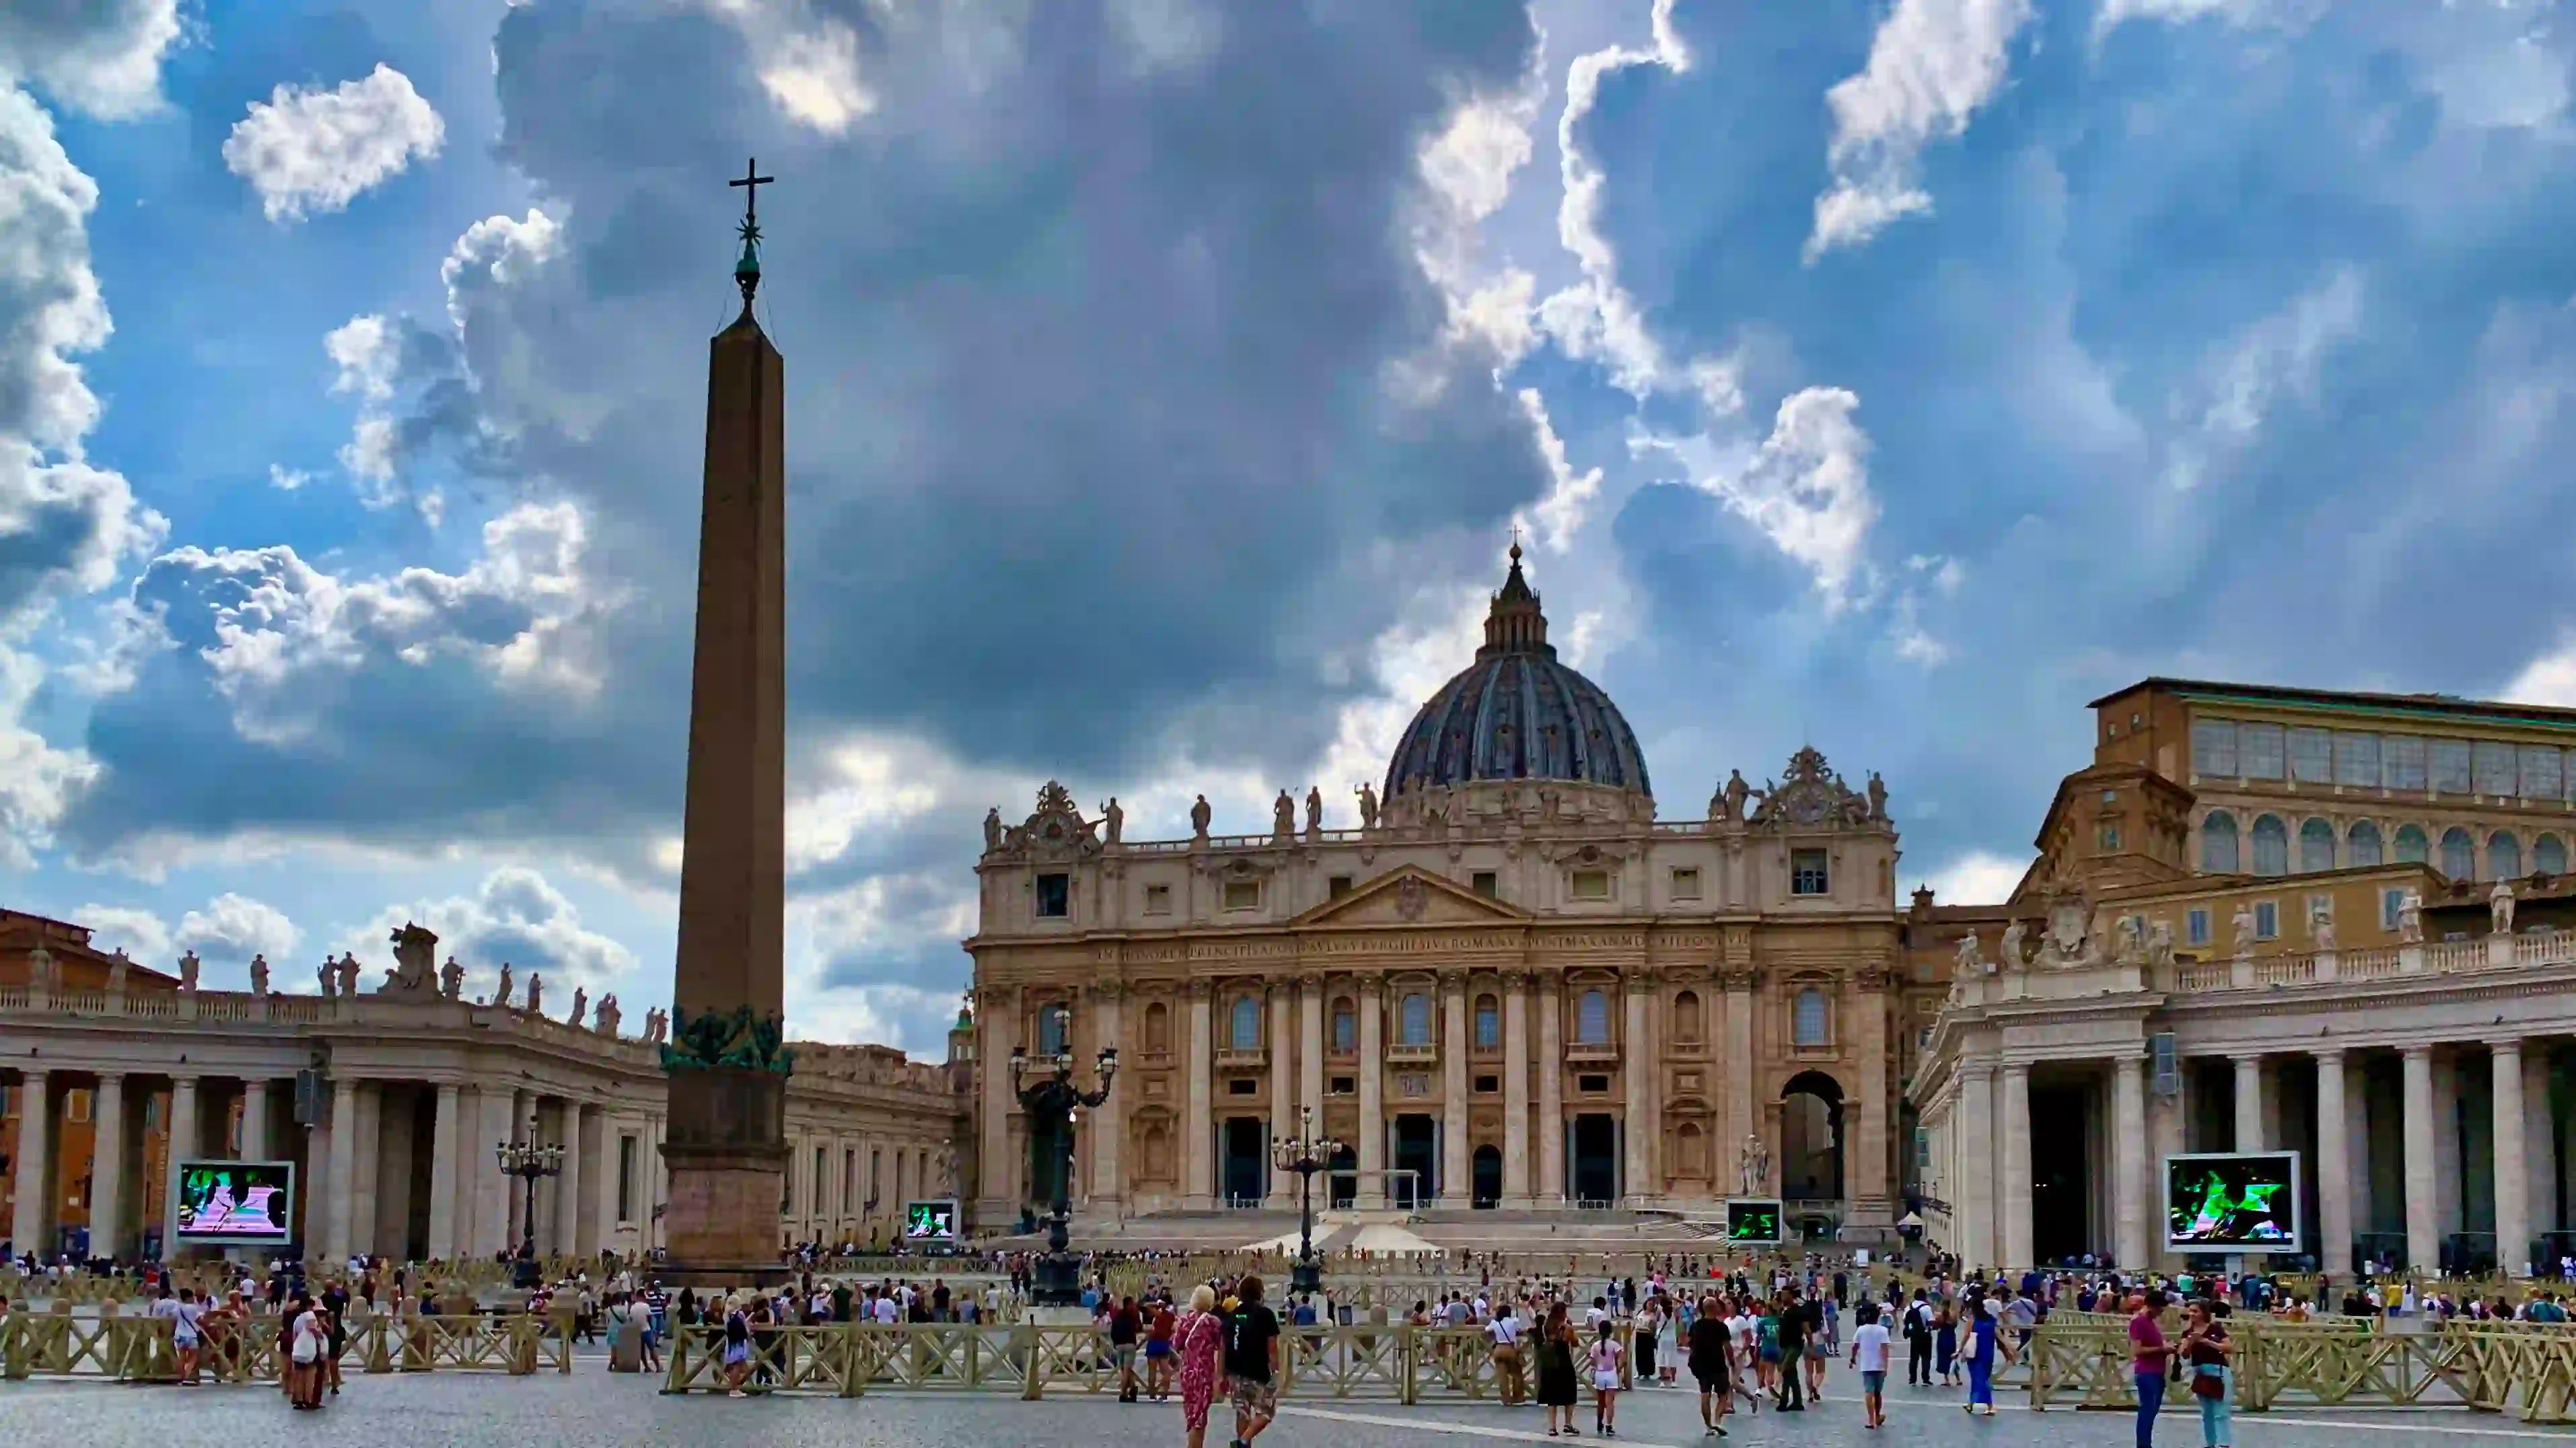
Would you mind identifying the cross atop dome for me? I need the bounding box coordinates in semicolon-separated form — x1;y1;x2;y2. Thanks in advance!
1480;537;1550;658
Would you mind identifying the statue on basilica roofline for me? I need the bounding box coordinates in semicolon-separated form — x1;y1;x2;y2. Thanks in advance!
2398;890;2423;945
1355;781;1380;830
177;949;201;994
2230;902;2256;958
1713;769;1750;824
571;985;588;1028
1952;931;1981;978
1997;920;2026;971
1867;771;1888;822
2493;879;2517;935
439;955;464;1000
526;972;544;1017
336;953;360;995
1100;796;1123;846
1272;789;1296;840
594;992;621;1037
495;961;515;1009
249;953;271;997
983;807;1003;854
1190;793;1213;841
1305;785;1322;838
318;959;338;999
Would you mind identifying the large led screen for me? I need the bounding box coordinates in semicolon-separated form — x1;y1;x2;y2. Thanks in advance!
2164;1151;2301;1253
174;1160;296;1243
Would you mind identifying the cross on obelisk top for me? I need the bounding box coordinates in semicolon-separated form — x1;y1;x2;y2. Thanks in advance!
729;157;775;309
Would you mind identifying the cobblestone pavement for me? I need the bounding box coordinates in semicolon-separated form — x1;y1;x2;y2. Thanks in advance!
4;1372;2568;1447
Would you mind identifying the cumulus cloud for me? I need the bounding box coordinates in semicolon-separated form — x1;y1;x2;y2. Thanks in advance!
73;902;170;965
222;64;445;223
2160;266;2365;491
1923;849;2031;906
335;865;639;1002
0;0;182;120
0;645;96;865
1808;0;2036;260
1642;386;1881;613
175;892;301;968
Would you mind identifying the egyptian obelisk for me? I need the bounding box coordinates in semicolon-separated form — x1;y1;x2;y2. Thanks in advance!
659;159;790;1285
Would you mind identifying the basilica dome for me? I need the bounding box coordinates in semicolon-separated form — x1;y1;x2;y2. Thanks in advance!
1382;545;1651;801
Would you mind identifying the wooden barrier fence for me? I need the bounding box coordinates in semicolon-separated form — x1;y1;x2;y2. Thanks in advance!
0;1309;577;1383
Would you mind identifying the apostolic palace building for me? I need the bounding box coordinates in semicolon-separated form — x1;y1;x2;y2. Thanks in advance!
970;548;2576;1278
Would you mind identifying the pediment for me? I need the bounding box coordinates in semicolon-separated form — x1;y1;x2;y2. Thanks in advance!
1289;865;1530;929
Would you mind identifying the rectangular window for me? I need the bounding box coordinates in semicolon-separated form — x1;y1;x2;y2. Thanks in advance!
2289;727;2332;784
1790;848;1830;896
2187;908;2211;946
2334;731;2380;787
1570;869;1611;901
2522;746;2564;803
2382;888;2406;931
1577;1074;1611;1094
1474;1075;1501;1094
1226;1078;1257;1095
1143;884;1172;916
1670;867;1702;900
1471;871;1498;898
2239;723;2285;780
1035;872;1071;918
2098;820;2122;851
1329;1076;1355;1095
1328;875;1353;898
2475;740;2519;797
2384;734;2428;791
2431;738;2473;794
2254;901;2279;941
618;1135;637;1221
2191;719;2238;776
1222;880;1260;911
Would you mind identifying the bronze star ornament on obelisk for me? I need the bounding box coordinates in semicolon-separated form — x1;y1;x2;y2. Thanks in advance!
658;157;791;1286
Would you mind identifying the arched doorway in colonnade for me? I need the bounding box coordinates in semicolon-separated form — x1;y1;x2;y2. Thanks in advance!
1779;1071;1845;1204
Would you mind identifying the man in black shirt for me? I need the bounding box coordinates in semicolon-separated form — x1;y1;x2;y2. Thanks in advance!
1775;1297;1808;1410
1224;1274;1281;1448
1688;1293;1731;1436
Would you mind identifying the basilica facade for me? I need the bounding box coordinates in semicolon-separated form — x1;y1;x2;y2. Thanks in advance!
966;548;1931;1236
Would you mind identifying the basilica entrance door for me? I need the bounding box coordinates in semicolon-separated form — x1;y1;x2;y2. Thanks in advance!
1392;1115;1437;1208
1221;1117;1266;1206
1571;1114;1618;1205
1472;1145;1502;1208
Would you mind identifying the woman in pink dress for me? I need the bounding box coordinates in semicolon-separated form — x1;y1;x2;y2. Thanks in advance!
1176;1284;1226;1448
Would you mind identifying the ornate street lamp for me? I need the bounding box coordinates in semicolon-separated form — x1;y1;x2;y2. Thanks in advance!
495;1121;565;1290
1010;1040;1117;1308
1272;1105;1345;1299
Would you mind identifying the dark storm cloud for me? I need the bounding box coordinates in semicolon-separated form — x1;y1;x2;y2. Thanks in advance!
63;0;1554;866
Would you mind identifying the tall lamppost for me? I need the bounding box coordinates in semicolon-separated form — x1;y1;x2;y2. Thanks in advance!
1009;1041;1117;1307
495;1122;565;1290
1272;1106;1345;1299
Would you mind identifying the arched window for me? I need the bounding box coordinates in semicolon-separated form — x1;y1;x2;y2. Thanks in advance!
1793;988;1830;1047
1229;996;1261;1051
2347;820;2384;868
2441;826;2475;881
2299;818;2336;873
1037;1003;1070;1057
1473;993;1501;1050
1672;989;1703;1044
2490;830;2523;882
2250;815;2289;875
1144;1001;1171;1054
1399;992;1433;1046
2202;811;2240;872
2540;834;2569;877
2395;824;2429;865
1330;998;1356;1052
1575;989;1610;1046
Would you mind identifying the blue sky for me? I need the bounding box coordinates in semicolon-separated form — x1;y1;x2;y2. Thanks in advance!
7;0;2576;1056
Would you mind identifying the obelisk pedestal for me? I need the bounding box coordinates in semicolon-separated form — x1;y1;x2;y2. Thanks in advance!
659;175;792;1288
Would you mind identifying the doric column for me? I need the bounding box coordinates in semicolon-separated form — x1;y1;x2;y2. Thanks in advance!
2001;1062;2034;1270
1958;1062;1995;1271
1091;984;1123;1208
2114;1052;2151;1269
89;1075;127;1260
1297;974;1325;1120
2233;1054;2265;1152
1357;976;1386;1208
2495;1040;2530;1277
1721;968;1755;1165
1270;982;1296;1206
1622;978;1651;1201
976;986;1015;1221
1851;965;1891;1222
9;1070;48;1256
239;1078;270;1159
2402;1046;2438;1275
428;1083;460;1260
352;1085;382;1260
325;1076;359;1262
1184;980;1214;1209
477;1087;517;1258
167;1075;200;1223
1538;978;1563;1204
1503;970;1532;1205
554;1099;585;1262
1441;970;1468;1202
2314;1049;2351;1276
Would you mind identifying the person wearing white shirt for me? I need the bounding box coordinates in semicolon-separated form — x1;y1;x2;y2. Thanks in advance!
1848;1305;1892;1430
873;1293;900;1325
1489;1305;1526;1406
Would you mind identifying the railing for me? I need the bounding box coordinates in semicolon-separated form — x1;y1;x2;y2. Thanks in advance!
2022;1318;2576;1424
2340;946;2404;981
2176;964;2231;994
661;1321;1624;1400
2424;939;2486;974
0;1309;576;1383
2255;954;2317;987
0;985;26;1010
